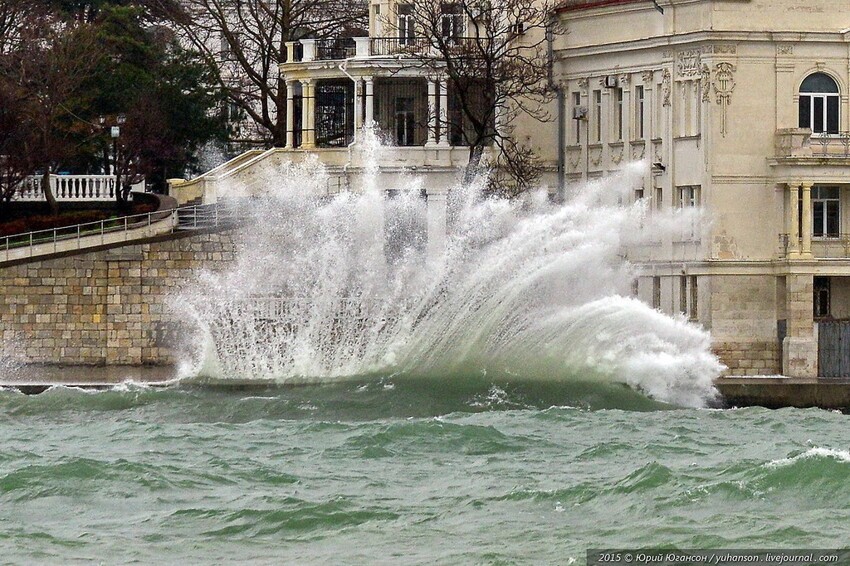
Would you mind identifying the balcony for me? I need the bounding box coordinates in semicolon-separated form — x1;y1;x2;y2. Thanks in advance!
778;233;850;259
283;36;485;64
17;175;145;202
315;38;356;61
775;128;850;159
369;37;431;56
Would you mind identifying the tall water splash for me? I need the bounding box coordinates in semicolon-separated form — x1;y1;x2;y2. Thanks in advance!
178;130;722;407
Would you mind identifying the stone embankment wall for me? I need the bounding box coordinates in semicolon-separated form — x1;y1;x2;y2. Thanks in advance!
713;342;782;377
0;231;238;365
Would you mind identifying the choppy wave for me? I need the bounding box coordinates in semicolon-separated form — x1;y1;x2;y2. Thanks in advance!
0;387;849;563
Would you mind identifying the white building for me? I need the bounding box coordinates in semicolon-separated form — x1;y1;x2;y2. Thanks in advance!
173;0;558;260
553;0;850;377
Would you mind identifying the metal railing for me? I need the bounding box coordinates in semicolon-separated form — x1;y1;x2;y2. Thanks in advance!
777;232;850;259
369;37;431;56
315;38;356;60
811;133;850;157
0;202;238;264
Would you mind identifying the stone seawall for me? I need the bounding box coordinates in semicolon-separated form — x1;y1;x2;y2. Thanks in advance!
714;341;782;377
0;231;239;365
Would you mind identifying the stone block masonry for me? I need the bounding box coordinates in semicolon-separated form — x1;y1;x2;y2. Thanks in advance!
713;341;782;377
0;231;240;365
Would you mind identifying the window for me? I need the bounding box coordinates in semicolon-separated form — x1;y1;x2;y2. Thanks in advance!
592;90;602;143
631;279;639;297
652;276;661;309
689;275;698;321
677;185;700;208
679;276;688;315
440;3;463;44
677;185;700;239
812;186;839;238
398;4;415;44
635;187;644;202
395;97;416;146
635;85;645;140
655;186;663;210
615;88;624;141
572;92;582;144
814;277;831;318
799;73;839;135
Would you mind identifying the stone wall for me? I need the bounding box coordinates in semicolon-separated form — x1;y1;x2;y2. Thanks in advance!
0;231;239;365
713;341;781;377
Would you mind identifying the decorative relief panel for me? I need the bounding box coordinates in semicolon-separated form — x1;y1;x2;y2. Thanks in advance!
676;50;702;80
589;147;603;167
662;69;672;106
577;78;589;94
713;62;736;137
703;44;737;54
701;64;711;102
611;146;624;165
631;143;646;161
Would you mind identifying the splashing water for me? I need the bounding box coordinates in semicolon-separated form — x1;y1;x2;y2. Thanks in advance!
177;131;722;407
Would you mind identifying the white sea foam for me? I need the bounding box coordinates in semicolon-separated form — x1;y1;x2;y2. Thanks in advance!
176;128;723;407
766;447;850;468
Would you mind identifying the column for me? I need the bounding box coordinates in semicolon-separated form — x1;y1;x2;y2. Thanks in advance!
364;77;375;127
787;183;801;258
494;101;506;140
285;80;295;148
426;79;438;146
426;190;448;262
801;182;813;257
353;78;363;140
438;78;450;147
301;79;315;148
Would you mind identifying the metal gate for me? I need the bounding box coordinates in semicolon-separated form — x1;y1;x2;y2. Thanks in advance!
818;321;850;377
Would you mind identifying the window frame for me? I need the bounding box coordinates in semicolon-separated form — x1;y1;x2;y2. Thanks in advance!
615;87;624;141
635;85;645;140
592;89;602;143
812;186;840;239
397;4;415;44
572;91;582;144
799;73;840;136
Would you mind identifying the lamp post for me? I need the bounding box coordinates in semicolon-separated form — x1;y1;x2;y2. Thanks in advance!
111;114;126;201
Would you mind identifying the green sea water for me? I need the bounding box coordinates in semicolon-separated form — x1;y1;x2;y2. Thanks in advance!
1;375;849;565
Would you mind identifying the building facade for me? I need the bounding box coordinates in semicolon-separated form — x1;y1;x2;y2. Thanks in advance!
554;0;850;377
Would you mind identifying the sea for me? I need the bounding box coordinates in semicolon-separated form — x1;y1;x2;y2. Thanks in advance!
1;374;848;565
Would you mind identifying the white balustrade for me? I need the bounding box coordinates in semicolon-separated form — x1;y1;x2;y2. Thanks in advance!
16;175;146;202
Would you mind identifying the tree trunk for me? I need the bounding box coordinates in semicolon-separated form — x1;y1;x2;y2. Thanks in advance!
41;169;58;215
463;144;485;186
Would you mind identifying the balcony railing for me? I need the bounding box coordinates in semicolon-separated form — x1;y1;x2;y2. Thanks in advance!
775;128;850;159
17;175;145;202
778;233;850;259
369;37;431;56
283;36;491;63
315;38;356;61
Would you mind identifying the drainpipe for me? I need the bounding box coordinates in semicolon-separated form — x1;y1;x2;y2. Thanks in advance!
338;58;360;190
547;16;566;202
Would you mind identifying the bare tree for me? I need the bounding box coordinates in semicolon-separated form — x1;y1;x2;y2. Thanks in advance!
0;0;35;53
0;87;31;209
392;0;556;190
163;0;368;148
0;19;104;214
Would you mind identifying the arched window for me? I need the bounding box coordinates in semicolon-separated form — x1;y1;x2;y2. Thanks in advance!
799;73;839;134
